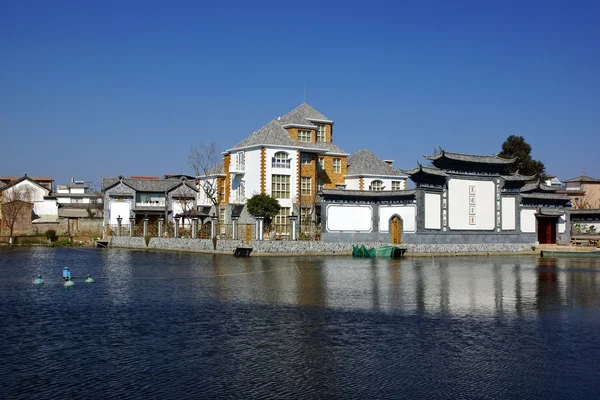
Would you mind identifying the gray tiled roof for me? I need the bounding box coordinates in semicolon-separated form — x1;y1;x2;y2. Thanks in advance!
102;177;197;193
232;120;297;149
424;150;515;164
206;161;225;175
302;142;347;154
536;208;567;217
502;173;536;181
401;164;449;177
563;175;600;183
347;149;406;176
279;103;330;126
521;180;556;193
319;188;416;198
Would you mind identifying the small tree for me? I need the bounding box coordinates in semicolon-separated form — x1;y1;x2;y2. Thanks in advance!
189;142;224;240
1;185;33;245
247;193;280;231
498;135;546;178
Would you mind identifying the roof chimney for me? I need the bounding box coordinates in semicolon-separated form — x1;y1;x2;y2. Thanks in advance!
384;160;394;167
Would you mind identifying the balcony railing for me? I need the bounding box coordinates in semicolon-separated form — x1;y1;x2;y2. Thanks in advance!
232;195;246;204
135;201;166;207
230;163;245;173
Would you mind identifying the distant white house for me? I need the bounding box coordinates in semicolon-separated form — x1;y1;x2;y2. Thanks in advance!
0;175;58;223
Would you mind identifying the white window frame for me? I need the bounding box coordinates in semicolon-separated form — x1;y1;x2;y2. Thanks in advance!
271;175;290;199
298;130;311;143
333;158;341;173
318;157;325;171
272;152;291;169
274;207;290;235
370;180;384;191
391;181;402;191
301;177;311;196
316;124;326;142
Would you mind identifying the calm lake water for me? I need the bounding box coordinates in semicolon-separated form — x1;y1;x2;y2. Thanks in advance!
1;247;599;399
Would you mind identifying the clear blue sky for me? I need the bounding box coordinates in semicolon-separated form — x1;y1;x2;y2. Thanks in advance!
1;0;598;190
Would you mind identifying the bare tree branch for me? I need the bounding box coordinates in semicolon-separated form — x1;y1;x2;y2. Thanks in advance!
1;185;33;243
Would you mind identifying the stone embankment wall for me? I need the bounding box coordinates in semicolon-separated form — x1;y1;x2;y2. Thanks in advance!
109;236;535;255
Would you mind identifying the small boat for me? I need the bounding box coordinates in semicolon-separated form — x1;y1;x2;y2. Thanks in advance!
540;250;600;257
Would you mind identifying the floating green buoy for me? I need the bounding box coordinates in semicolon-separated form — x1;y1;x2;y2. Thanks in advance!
84;274;95;283
33;275;45;285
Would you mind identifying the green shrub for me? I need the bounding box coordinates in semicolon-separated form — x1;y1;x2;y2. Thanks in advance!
45;229;57;241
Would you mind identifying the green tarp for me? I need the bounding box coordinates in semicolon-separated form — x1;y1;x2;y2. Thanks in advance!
352;245;400;258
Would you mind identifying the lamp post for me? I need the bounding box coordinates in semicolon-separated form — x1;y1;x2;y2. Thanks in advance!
255;216;264;241
143;215;149;237
231;215;239;240
158;217;164;238
116;215;122;236
289;211;298;241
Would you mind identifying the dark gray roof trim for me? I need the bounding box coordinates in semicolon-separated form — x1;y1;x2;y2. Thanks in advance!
502;173;536;181
319;189;416;198
521;180;557;193
536;208;567;217
401;165;449;177
424;150;515;164
347;149;406;176
520;193;571;200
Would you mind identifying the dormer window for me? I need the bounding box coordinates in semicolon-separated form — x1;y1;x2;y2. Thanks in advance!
298;130;311;143
369;180;384;191
316;124;326;142
272;152;291;169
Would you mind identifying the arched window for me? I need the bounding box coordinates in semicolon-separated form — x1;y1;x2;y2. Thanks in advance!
369;180;384;191
272;152;291;168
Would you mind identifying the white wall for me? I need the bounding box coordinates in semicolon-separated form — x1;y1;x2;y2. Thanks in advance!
558;214;566;234
109;200;132;225
378;205;416;232
345;177;360;190
326;205;372;232
425;193;441;229
244;148;262;199
501;197;516;230
520;209;537;233
448;179;495;230
40;199;58;216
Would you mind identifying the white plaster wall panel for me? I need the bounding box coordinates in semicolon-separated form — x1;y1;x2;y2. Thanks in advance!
326;205;372;232
71;187;85;194
109;201;131;225
558;214;566;233
379;205;416;232
425;193;441;229
501;197;516;230
244;149;262;198
520;209;537;233
448;179;495;230
345;177;360;190
40;199;58;216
